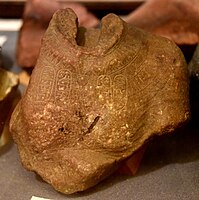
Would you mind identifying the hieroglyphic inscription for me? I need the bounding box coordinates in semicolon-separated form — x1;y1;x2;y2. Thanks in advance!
96;74;127;111
104;39;143;76
105;53;135;75
133;69;152;92
113;75;127;110
55;69;72;103
97;75;112;105
34;67;55;102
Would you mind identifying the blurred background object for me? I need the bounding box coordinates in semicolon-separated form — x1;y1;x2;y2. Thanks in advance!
0;0;144;18
0;67;20;148
124;0;199;45
122;0;199;61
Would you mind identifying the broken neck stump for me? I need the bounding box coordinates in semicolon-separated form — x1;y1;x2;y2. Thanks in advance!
17;0;99;68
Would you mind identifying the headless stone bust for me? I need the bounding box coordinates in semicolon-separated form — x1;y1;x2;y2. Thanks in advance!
10;9;189;194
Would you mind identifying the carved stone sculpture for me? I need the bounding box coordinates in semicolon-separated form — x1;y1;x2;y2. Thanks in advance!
17;0;99;68
123;0;199;45
10;9;190;194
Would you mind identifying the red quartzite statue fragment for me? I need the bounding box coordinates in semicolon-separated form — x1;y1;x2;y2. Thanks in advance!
10;9;190;194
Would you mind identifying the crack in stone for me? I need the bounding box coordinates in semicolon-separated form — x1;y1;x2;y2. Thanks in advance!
86;116;100;134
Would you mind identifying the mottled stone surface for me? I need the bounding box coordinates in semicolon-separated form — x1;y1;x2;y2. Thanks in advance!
17;0;99;68
123;0;199;45
10;9;190;194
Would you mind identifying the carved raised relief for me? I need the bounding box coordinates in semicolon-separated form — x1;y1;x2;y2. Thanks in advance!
35;66;55;102
113;74;127;110
55;69;72;103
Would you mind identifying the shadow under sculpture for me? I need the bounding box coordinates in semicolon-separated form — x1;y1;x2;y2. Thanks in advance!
189;44;199;125
10;9;190;194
